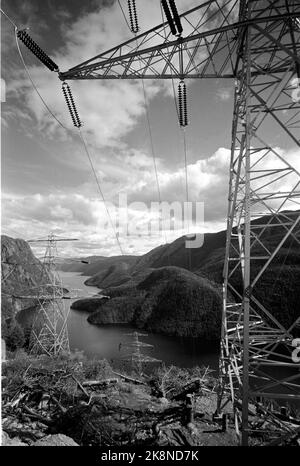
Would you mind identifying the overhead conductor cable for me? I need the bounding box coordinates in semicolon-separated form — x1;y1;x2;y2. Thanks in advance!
2;7;124;256
61;82;124;255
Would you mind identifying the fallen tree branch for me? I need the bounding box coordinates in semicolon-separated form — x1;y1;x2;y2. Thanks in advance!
172;379;202;401
111;371;146;385
23;405;54;426
82;378;118;387
10;392;27;408
51;395;67;414
71;374;90;398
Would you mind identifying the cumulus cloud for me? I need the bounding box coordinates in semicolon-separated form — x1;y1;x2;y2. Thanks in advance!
2;1;298;257
4;0;238;146
3;142;300;256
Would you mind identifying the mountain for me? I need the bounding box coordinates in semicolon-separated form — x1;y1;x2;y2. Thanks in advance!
132;231;226;273
58;255;138;278
72;210;300;335
86;267;222;339
84;261;133;288
1;236;50;350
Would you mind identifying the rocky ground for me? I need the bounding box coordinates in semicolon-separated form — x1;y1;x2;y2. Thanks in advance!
2;352;299;447
2;353;239;447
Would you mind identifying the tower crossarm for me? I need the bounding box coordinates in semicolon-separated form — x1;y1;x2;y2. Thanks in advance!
59;1;300;81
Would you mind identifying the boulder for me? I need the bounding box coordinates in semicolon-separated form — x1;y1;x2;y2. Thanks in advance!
33;434;79;446
2;431;28;446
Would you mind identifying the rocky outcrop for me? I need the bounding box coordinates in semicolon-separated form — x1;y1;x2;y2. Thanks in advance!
1;235;51;350
1;431;79;446
1;236;48;318
33;434;79;446
2;431;28;446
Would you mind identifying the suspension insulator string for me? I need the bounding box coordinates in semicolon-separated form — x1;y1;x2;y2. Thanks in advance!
17;29;59;72
161;0;176;36
127;0;139;34
161;0;182;37
178;82;183;127
183;81;188;127
62;82;82;128
178;80;188;128
168;0;183;35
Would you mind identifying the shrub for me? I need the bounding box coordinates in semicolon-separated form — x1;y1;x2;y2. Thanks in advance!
82;358;112;380
5;322;25;351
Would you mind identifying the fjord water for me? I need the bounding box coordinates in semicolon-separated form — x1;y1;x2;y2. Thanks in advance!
61;271;219;370
19;270;219;371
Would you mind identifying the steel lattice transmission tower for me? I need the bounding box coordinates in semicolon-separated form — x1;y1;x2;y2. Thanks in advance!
28;234;77;356
59;0;300;444
121;331;161;374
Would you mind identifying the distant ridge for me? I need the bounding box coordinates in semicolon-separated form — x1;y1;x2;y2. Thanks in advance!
70;210;300;335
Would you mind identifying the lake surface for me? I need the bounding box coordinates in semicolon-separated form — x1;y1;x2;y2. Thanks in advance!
18;271;220;372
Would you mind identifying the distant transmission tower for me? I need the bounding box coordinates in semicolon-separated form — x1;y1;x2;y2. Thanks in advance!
122;331;161;374
28;234;78;356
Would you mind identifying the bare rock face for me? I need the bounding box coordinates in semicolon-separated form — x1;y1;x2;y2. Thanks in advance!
1;235;48;319
1;235;53;351
33;434;79;446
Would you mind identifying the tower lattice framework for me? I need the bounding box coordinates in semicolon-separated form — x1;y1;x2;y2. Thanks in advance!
58;0;300;444
218;0;300;445
29;234;70;356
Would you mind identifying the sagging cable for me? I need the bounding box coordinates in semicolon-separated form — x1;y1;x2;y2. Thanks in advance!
17;29;59;72
178;80;188;127
62;82;82;128
127;0;139;34
161;0;183;36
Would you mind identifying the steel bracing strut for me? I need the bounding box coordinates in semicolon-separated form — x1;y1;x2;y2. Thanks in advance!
58;0;300;445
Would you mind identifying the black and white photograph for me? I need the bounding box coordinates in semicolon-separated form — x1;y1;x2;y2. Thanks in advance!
1;0;300;452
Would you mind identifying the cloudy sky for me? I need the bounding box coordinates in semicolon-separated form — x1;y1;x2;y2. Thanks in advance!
1;0;298;258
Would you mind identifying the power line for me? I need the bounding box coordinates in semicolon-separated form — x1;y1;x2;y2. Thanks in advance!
140;79;162;204
159;1;179;119
182;129;189;207
160;1;191;272
0;7;17;29
117;2;163;205
117;0;132;32
160;2;190;211
14;28;69;131
140;79;170;261
116;1;170;255
78;128;124;255
1;8;124;256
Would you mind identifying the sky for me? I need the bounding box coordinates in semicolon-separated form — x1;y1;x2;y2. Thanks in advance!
1;0;298;258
